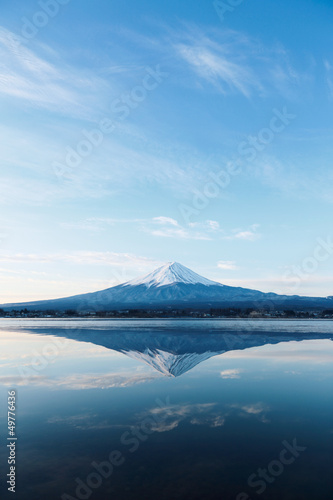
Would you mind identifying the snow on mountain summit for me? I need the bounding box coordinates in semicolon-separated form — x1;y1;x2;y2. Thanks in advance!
124;262;221;288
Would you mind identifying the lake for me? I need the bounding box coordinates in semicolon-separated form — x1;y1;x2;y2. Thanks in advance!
0;318;333;500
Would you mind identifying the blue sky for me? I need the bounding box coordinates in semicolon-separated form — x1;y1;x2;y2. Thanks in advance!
0;0;333;302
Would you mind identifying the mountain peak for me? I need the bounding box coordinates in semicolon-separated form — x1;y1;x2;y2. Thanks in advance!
124;262;221;288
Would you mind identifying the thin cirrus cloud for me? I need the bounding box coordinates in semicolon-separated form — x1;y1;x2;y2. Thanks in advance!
324;60;333;99
233;230;259;241
148;216;218;240
228;224;261;241
62;216;223;241
0;251;161;268
0;23;303;122
175;43;258;97
62;216;261;242
227;403;270;423
98;21;259;97
0;372;162;389
142;400;269;432
171;26;302;99
0;25;308;212
0;127;210;208
217;261;239;271
248;157;333;204
220;368;242;378
143;402;226;432
0;27;110;117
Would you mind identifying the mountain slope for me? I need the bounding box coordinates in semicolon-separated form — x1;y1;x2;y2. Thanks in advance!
1;261;332;312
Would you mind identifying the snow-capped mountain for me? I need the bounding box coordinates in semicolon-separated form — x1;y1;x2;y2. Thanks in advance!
126;261;219;288
1;261;332;312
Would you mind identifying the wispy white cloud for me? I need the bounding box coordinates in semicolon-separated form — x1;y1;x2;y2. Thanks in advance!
217;261;239;271
0;371;161;389
171;25;303;99
175;42;258;97
147;217;217;240
0;251;164;302
144;402;225;431
147;217;254;241
324;60;333;99
190;415;226;427
0;27;109;118
54;371;161;389
228;402;270;423
220;368;242;378
110;22;309;101
248;157;333;204
149;402;216;418
0;251;160;267
63;216;224;241
0;125;211;207
226;224;261;241
141;399;270;432
233;231;259;241
189;220;220;231
266;44;305;100
61;216;261;243
47;413;120;430
47;413;132;430
153;216;179;226
239;403;268;415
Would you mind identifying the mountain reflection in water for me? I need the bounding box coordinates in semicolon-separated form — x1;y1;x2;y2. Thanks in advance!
18;322;333;377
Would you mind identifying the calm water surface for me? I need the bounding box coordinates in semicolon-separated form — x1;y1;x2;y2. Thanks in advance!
0;319;332;500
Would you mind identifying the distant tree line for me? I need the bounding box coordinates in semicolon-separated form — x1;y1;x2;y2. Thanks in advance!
1;307;333;319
